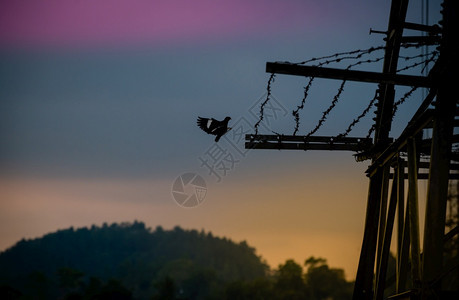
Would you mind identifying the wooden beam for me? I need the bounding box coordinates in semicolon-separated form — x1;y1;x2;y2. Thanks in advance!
266;62;433;87
389;173;459;180
354;170;384;300
244;135;372;151
398;161;459;171
407;138;421;287
354;1;409;298
444;225;459;243
422;1;459;291
397;187;410;293
374;165;390;299
375;165;399;300
396;159;405;292
400;35;440;44
403;22;441;34
245;141;366;151
245;134;371;144
365;109;434;177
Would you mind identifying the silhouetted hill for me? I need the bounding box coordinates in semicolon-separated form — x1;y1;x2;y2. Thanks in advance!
0;221;268;299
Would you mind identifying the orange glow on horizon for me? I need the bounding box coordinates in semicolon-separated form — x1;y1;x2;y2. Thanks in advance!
1;164;370;280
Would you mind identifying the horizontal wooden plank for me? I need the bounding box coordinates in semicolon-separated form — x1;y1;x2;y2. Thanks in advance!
245;134;372;144
245;141;368;151
389;173;459;180
403;22;441;33
266;62;433;87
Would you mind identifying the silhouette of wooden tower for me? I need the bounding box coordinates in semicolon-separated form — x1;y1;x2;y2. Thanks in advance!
245;0;458;299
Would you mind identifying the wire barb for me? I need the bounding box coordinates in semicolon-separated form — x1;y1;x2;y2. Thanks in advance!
253;73;276;139
366;86;419;139
294;45;385;65
392;86;419;117
336;90;379;139
306;80;347;138
397;51;439;72
292;77;314;136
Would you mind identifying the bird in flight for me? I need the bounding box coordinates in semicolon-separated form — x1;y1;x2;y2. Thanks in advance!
197;116;231;142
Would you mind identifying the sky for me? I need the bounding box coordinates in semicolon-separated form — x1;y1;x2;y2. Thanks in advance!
0;0;442;279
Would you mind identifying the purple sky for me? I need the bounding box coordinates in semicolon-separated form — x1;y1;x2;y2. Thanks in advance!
1;0;329;47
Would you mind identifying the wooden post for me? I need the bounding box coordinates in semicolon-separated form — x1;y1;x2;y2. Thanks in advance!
375;164;399;300
396;158;406;292
353;170;383;300
374;164;390;295
353;2;409;299
407;137;422;287
421;0;458;296
397;188;410;293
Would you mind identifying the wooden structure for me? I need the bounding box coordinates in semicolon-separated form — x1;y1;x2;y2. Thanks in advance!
245;0;458;298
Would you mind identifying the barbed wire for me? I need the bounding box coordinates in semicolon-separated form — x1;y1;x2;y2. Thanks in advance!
253;42;435;140
293;45;385;65
306;80;347;138
293;48;434;136
421;51;439;74
392;86;419;117
366;86;419;139
339;50;434;139
399;51;436;61
366;124;376;139
305;56;384;138
364;47;437;139
292;49;387;135
253;73;276;138
397;51;439;72
336;90;379;139
292;77;314;135
400;42;440;49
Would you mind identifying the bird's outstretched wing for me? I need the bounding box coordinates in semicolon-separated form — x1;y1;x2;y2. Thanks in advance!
197;117;218;134
197;116;231;142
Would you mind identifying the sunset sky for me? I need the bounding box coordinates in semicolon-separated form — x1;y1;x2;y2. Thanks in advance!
0;0;441;279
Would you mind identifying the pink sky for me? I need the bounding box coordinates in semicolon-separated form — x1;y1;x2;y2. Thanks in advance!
0;0;323;48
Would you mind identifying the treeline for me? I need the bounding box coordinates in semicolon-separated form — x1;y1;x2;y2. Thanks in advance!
0;222;354;299
223;257;353;300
